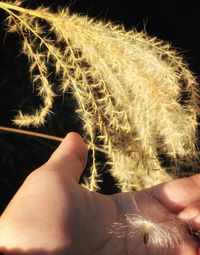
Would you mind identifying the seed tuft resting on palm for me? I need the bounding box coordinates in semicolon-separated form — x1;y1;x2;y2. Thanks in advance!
0;0;199;192
111;213;186;253
110;193;189;253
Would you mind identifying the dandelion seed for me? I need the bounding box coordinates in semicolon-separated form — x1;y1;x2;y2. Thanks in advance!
127;214;185;248
110;193;189;253
111;213;186;253
143;230;149;246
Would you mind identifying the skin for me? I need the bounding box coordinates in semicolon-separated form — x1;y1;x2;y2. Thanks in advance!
0;132;199;254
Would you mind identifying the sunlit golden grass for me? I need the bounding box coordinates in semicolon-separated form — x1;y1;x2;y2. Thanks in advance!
0;0;199;191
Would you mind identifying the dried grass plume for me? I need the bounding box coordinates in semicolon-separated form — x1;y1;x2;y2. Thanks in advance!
0;0;199;191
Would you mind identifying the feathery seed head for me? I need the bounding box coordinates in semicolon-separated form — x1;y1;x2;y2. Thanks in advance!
0;1;199;191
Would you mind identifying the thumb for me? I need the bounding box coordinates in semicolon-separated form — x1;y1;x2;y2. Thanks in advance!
47;132;88;182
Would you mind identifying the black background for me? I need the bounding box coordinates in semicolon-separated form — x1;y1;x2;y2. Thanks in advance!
1;0;200;213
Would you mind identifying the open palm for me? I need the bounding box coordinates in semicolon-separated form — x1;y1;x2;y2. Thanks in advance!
0;133;199;255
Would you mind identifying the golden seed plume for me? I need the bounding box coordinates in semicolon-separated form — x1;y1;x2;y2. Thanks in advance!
0;1;199;191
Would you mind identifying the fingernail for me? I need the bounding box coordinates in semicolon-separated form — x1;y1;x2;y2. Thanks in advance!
179;208;199;220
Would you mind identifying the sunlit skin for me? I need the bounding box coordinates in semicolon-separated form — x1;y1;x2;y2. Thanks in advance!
0;132;200;254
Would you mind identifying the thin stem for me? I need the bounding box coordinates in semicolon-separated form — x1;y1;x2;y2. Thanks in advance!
0;125;63;142
0;2;54;20
0;125;108;154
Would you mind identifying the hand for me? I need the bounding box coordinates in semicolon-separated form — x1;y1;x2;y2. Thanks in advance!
0;132;199;255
